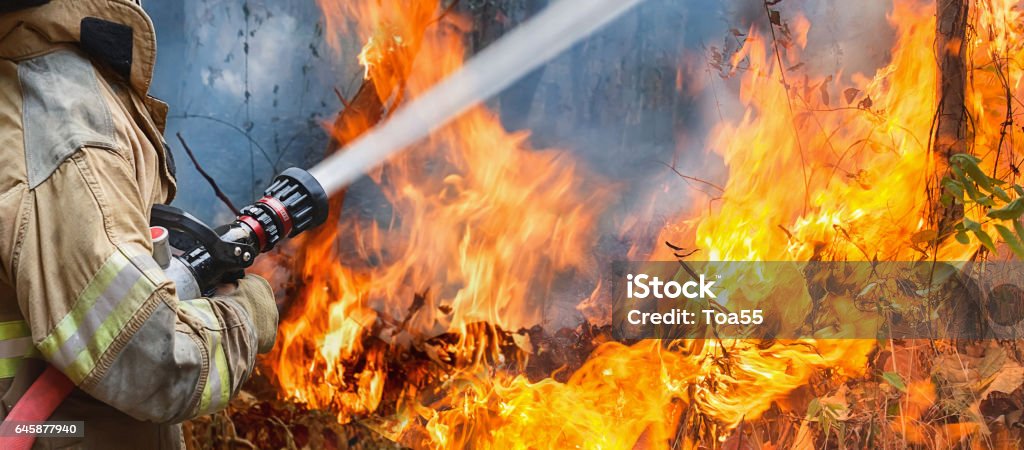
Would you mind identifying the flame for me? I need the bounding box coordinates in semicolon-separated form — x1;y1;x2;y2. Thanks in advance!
412;339;868;449
665;0;1024;265
261;0;1024;448
672;3;942;262
268;0;606;421
971;0;1024;181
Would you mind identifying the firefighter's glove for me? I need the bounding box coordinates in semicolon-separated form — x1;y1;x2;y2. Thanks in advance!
219;275;279;353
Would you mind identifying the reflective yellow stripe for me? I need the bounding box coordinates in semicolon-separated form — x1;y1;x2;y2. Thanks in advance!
0;320;30;339
0;320;39;378
181;300;232;415
0;358;22;379
37;245;165;384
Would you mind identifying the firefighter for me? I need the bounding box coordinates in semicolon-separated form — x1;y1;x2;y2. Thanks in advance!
0;1;281;448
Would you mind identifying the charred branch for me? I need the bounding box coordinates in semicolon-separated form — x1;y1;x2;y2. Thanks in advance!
176;133;239;214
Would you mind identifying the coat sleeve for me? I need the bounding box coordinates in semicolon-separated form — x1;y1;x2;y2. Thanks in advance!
8;144;269;423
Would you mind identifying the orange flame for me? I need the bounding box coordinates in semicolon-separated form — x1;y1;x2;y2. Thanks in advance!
669;3;947;262
262;0;1024;448
267;0;607;422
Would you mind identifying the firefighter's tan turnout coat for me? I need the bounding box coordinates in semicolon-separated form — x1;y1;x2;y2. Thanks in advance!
0;1;280;448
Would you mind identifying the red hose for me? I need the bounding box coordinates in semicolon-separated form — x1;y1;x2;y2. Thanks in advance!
0;365;75;450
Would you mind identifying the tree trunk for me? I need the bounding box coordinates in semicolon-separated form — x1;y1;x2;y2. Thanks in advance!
930;0;970;234
934;0;969;158
934;0;984;344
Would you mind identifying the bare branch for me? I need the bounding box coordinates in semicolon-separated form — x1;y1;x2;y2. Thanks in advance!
176;132;239;213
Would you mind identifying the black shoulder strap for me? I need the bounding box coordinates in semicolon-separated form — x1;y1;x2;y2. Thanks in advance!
80;17;134;80
0;0;50;14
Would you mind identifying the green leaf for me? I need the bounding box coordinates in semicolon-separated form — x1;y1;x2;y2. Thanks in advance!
887;402;900;417
992;185;1011;202
941;192;954;207
1014;185;1024;197
955;230;970;244
964;161;996;193
882;371;908;393
954;166;991;206
950;153;982;165
951;154;995;191
951;164;967;182
995;224;1024;257
988;198;1024;220
963;218;982;232
876;322;890;348
973;229;997;252
822;414;833;433
942;177;965;202
807;397;821;418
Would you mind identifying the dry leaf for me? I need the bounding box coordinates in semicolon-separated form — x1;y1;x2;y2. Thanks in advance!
979;347;1008;380
511;333;533;354
843;88;860;105
981;365;1024;400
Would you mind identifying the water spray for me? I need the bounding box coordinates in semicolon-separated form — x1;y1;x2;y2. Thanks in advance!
309;0;645;195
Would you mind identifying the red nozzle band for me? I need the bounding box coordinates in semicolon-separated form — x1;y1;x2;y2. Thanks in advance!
258;196;293;237
238;215;268;251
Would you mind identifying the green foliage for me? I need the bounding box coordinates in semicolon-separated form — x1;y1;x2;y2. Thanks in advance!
881;371;907;393
807;394;849;445
941;153;1024;258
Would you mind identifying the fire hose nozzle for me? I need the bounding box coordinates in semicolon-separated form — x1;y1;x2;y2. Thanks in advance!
238;167;330;252
151;167;330;298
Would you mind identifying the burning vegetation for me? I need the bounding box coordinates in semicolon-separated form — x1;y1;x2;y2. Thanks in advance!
184;0;1024;448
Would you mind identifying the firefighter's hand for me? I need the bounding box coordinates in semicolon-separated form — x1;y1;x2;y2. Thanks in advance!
215;275;279;353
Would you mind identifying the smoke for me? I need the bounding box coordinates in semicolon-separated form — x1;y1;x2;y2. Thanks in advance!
149;0;348;223
497;0;898;328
